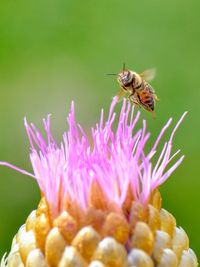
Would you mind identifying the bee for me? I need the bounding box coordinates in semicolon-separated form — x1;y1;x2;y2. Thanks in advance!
110;65;159;116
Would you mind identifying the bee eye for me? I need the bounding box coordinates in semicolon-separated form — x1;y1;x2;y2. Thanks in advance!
124;74;130;82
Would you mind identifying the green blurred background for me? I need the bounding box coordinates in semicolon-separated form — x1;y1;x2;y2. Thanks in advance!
0;0;200;259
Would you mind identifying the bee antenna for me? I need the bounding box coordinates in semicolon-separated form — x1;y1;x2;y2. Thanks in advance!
123;63;126;71
106;73;117;76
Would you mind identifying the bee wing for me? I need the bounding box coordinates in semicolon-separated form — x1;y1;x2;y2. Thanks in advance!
140;68;156;82
116;88;127;102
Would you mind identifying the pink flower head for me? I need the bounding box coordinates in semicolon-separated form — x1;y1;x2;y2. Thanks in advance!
0;98;186;218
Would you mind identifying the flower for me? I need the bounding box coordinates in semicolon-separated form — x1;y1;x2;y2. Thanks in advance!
0;97;198;267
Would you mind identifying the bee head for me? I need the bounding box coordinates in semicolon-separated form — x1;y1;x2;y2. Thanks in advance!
117;70;134;87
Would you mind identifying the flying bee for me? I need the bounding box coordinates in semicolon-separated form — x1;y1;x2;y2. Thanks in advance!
109;65;159;116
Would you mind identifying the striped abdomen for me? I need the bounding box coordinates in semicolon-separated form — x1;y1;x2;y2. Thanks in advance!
137;85;155;111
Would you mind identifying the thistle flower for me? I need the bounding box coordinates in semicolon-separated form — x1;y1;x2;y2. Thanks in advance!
0;97;198;267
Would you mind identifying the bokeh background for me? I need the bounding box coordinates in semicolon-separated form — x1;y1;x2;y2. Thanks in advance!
0;0;200;259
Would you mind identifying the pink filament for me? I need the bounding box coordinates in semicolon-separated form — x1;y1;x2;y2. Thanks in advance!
0;99;186;215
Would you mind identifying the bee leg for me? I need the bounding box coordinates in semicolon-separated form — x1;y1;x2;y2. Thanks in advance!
154;94;160;101
150;110;156;118
134;101;141;108
128;94;141;108
128;94;134;103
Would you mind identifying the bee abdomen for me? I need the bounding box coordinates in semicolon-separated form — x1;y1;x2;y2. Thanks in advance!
144;97;154;111
138;92;155;111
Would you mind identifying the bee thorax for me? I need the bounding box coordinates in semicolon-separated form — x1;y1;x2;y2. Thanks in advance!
134;73;143;89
